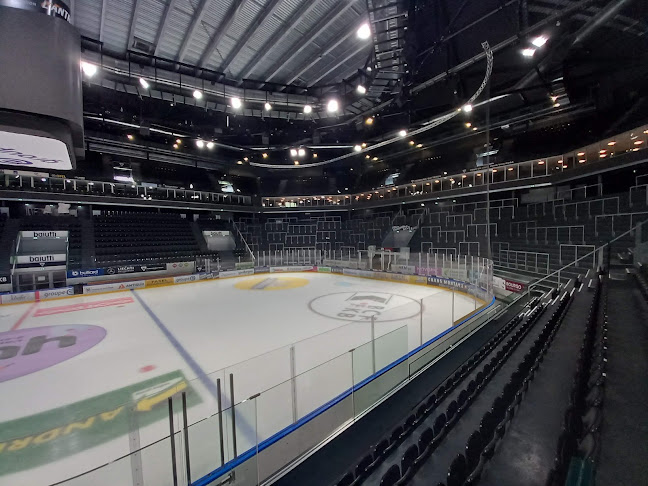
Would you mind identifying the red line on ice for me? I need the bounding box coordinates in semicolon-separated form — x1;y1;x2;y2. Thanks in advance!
11;302;38;330
33;296;135;317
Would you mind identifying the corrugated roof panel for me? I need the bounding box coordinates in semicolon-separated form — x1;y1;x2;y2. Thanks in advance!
227;0;305;77
157;1;194;59
247;0;337;78
102;0;136;52
133;0;167;45
182;0;235;65
74;0;103;39
215;0;266;71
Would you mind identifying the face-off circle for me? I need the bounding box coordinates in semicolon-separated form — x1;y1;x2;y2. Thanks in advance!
309;291;421;322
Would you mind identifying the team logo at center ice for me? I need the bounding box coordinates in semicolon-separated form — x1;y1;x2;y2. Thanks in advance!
309;292;421;322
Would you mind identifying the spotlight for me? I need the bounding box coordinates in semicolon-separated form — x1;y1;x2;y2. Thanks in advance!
231;97;242;109
176;139;182;144
357;85;367;95
354;145;362;152
262;153;268;158
522;48;536;57
462;104;473;113
139;78;150;89
398;129;407;137
303;105;312;114
196;140;205;149
297;149;305;157
365;155;370;159
357;23;371;40
290;149;297;157
264;102;272;111
417;144;423;148
190;184;194;189
327;99;339;112
465;122;472;128
206;141;214;149
127;134;134;141
193;90;203;99
531;35;548;47
237;160;243;165
373;157;378;161
173;143;179;149
294;160;300;165
313;153;318;158
244;157;249;161
80;61;97;77
409;140;415;146
365;117;374;125
361;142;367;148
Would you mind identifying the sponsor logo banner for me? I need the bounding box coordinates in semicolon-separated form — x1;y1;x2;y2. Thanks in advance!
83;280;145;294
0;371;199;474
270;266;315;273
168;262;193;270
198;273;216;280
254;266;269;274
0;292;35;304
219;269;254;278
331;266;344;274
0;275;10;284
145;278;174;288
235;262;255;270
343;268;374;278
390;264;416;275
427;275;471;292
34;297;134;317
173;275;199;284
408;275;428;285
493;276;525;293
392;225;418;232
202;230;230;237
415;266;443;277
317;266;332;273
20;231;68;239
67;268;104;278
15;254;66;264
0;131;72;169
104;264;166;275
39;287;74;300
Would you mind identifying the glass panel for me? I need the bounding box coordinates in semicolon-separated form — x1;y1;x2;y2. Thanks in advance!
139;433;182;486
295;352;352;419
57;452;135;486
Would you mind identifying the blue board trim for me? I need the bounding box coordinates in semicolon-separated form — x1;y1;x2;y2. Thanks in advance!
192;296;496;486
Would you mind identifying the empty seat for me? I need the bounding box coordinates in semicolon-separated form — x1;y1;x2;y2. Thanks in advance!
379;464;401;486
447;453;467;486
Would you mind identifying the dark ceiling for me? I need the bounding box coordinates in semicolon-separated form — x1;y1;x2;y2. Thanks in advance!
78;0;648;193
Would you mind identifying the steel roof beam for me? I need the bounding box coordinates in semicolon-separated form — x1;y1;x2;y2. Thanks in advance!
235;0;325;80
176;0;211;62
154;0;181;56
257;0;362;84
127;0;144;51
197;0;248;68
217;0;284;73
307;43;372;86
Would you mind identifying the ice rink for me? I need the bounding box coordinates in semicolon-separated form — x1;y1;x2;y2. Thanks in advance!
0;272;483;485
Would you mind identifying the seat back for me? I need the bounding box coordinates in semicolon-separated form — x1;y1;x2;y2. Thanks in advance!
379;464;401;486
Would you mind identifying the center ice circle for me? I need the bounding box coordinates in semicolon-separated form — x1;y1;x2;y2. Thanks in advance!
309;291;422;322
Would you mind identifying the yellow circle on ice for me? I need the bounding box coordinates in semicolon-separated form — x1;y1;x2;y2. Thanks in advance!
234;276;310;291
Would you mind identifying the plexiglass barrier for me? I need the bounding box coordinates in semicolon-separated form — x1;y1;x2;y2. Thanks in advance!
27;260;496;486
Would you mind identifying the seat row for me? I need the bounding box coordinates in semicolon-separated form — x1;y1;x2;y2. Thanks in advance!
444;289;574;486
378;296;563;486
546;276;605;485
334;298;544;486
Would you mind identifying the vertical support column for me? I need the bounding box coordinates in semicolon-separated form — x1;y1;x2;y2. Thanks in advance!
419;298;424;346
290;346;297;423
168;398;178;486
182;392;191;485
451;289;455;326
229;373;237;458
216;378;225;466
371;316;376;374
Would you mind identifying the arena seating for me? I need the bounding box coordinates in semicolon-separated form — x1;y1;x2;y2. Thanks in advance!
93;213;215;266
324;273;605;486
